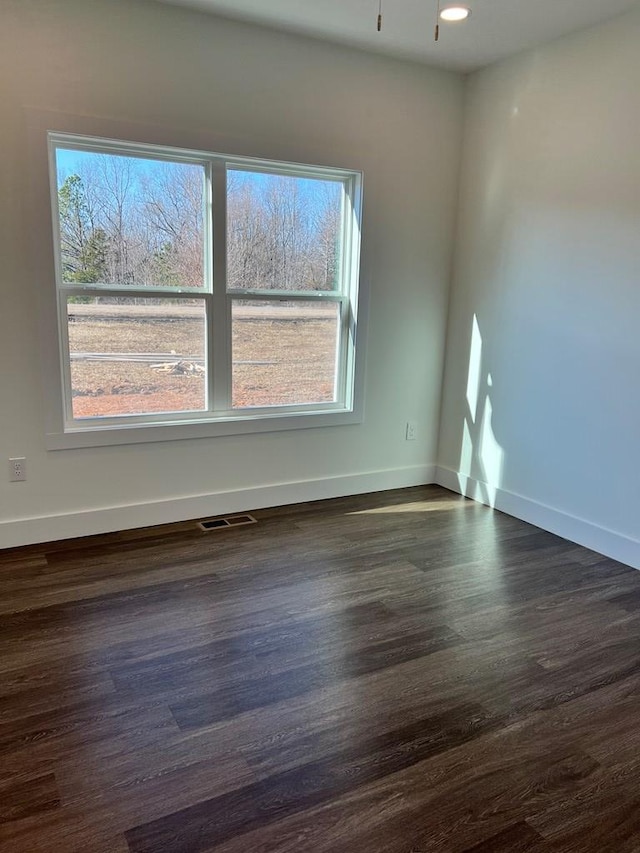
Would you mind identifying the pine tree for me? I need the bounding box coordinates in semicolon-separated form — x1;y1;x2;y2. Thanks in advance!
58;175;107;284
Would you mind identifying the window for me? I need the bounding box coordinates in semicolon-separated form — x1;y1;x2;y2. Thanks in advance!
47;132;363;447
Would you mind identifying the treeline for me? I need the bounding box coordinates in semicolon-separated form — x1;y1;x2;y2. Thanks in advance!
57;154;341;295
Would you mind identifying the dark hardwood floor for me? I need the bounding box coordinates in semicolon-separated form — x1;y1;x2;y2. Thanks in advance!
1;485;640;852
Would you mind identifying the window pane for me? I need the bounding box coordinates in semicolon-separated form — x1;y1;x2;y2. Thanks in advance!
232;300;339;408
55;148;205;288
227;170;343;292
67;298;206;418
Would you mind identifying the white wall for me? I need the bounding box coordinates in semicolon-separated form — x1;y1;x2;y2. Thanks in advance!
438;6;640;568
0;0;464;547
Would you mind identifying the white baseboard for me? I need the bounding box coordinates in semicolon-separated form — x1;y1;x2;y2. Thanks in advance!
4;463;638;571
0;464;436;550
435;465;640;571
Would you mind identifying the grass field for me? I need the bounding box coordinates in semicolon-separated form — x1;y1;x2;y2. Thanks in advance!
67;304;338;418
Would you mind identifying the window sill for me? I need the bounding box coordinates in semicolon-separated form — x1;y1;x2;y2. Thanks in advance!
45;406;363;450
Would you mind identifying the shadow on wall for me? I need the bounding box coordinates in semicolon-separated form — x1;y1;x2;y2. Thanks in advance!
458;314;505;507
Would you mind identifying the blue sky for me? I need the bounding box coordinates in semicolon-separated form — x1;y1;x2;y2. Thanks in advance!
55;147;342;211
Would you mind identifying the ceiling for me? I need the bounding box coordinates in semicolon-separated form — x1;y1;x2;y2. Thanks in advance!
154;0;639;72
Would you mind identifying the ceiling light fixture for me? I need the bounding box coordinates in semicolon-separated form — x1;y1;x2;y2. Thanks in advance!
435;0;471;39
439;4;472;22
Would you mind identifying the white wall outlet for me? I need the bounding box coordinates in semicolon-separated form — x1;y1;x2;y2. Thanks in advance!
405;421;417;441
9;457;26;482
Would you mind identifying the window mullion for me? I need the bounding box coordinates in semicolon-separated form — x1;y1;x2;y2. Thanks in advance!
203;160;215;412
211;159;231;411
58;286;206;301
227;289;347;303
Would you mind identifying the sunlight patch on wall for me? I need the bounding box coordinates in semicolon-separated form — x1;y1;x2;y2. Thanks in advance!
479;389;504;507
466;314;483;423
460;418;473;475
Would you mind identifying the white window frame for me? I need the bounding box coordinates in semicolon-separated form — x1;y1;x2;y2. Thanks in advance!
40;127;365;450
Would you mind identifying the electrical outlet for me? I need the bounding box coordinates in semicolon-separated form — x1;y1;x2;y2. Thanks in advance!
405;421;416;441
9;457;26;482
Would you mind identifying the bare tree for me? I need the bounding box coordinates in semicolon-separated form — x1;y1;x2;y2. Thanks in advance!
227;172;341;292
141;162;204;288
59;154;341;297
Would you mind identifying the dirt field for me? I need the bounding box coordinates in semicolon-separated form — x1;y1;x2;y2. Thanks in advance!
68;306;337;418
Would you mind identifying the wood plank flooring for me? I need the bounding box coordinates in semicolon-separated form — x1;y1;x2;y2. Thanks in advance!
1;485;640;852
